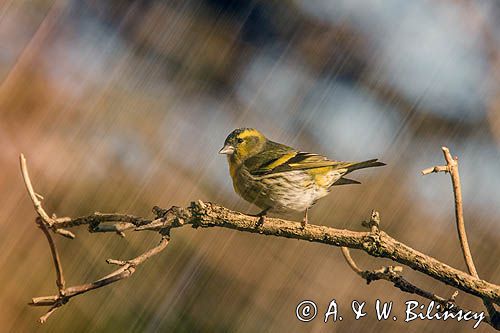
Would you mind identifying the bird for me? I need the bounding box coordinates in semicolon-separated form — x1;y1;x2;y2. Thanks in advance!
219;128;385;227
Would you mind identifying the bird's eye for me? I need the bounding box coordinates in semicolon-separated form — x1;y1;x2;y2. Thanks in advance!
237;138;244;144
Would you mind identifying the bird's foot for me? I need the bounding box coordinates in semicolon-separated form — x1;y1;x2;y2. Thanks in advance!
256;215;265;228
249;209;268;228
301;209;308;228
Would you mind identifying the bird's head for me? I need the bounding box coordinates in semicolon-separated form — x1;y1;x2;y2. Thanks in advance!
219;128;267;164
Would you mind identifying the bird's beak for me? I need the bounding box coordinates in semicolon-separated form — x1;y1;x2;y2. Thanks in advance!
219;144;235;155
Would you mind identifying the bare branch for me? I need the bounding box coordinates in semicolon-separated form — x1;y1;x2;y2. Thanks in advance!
56;213;151;232
361;210;380;233
20;154;75;239
421;165;449;175
21;154;169;322
39;306;59;324
444;147;477;275
423;146;499;327
422;147;476;274
340;247;490;324
36;217;65;293
46;201;499;305
20;154;53;224
30;236;169;322
340;247;363;274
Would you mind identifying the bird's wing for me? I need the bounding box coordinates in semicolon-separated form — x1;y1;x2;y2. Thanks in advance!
256;152;353;175
246;142;353;176
243;141;297;175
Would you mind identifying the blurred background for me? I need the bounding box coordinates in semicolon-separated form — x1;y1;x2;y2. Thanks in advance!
1;0;499;332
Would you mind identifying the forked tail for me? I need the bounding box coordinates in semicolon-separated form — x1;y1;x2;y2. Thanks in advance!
346;159;386;173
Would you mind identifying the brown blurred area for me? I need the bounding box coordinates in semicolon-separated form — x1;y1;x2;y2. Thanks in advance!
0;0;499;332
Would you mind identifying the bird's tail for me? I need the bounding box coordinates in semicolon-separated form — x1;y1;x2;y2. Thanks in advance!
345;159;386;173
331;159;385;187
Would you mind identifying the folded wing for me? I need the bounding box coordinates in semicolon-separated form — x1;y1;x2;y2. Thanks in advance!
245;142;385;179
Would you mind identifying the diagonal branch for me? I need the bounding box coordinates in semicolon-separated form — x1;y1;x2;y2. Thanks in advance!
422;146;499;327
30;236;169;323
341;209;492;325
340;247;490;324
20;154;75;239
422;147;477;275
36;217;65;293
22;152;170;323
38;201;500;306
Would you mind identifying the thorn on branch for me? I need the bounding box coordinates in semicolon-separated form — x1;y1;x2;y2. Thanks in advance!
449;291;459;303
421;165;449;175
106;259;127;266
152;206;168;218
195;200;206;209
54;228;76;239
362;210;380;233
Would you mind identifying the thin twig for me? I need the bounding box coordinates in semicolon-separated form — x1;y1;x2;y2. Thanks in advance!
422;147;476;274
19;154;53;224
442;147;477;276
340;247;362;274
39;306;59;324
340;247;484;321
20;154;169;322
421;165;449;175
19;154;75;239
422;146;499;327
361;210;380;233
30;237;169;322
36;217;65;293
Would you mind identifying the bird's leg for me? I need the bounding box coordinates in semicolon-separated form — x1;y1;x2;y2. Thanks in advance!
301;208;309;228
251;208;269;228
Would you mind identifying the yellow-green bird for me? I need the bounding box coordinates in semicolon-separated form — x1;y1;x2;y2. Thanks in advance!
219;128;385;226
